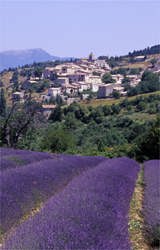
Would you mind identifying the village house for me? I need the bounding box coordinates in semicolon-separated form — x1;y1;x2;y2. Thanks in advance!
62;83;79;96
90;82;99;92
126;74;139;80
43;68;57;80
78;82;90;92
68;73;86;83
113;85;124;93
134;55;146;62
130;79;141;87
55;77;69;86
81;93;90;100
111;74;124;84
94;60;110;70
86;75;102;84
126;74;141;87
97;84;114;98
48;87;61;97
77;64;89;71
55;63;81;75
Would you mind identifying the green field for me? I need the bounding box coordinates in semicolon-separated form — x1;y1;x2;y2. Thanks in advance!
80;91;160;107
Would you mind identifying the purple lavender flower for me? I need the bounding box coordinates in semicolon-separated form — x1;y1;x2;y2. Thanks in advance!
1;151;105;233
0;148;55;170
2;157;139;250
143;160;160;247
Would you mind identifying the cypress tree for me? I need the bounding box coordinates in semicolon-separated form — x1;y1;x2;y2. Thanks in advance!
0;88;6;116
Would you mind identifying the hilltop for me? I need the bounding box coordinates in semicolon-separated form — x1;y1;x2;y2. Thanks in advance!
0;48;74;71
0;44;159;107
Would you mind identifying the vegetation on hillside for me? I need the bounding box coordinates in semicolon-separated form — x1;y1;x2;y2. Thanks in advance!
0;45;159;160
127;71;160;96
127;44;160;57
98;44;160;68
1;90;159;161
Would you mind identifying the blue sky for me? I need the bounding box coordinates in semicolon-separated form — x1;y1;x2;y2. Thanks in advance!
0;0;160;57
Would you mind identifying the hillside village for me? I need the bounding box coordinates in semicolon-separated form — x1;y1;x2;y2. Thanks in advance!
0;49;160;117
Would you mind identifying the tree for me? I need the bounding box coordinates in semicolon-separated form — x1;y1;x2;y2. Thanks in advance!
0;88;6;116
49;106;63;122
129;68;142;75
128;71;159;96
136;101;146;111
33;67;43;78
0;98;42;147
112;90;120;99
111;104;120;114
111;68;128;76
11;70;19;91
40;125;75;153
55;95;63;105
64;113;80;129
136;117;160;160
122;77;130;84
150;58;157;67
102;73;115;84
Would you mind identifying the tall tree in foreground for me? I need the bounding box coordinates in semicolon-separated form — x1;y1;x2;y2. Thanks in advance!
0;88;6;116
136;116;160;161
0;97;42;147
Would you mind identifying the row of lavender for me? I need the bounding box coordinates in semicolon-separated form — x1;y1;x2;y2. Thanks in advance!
2;157;140;250
0;148;105;234
0;147;56;170
143;160;160;247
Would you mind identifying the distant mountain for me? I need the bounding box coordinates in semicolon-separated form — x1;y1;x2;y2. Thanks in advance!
0;48;69;71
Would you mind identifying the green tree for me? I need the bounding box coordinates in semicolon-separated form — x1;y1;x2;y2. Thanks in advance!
111;104;120;114
102;73;116;84
0;99;41;147
64;113;80;130
49;106;63;122
34;67;43;78
136;117;160;160
40;125;75;153
112;90;120;99
55;95;63;105
0;88;6;116
127;71;160;96
11;70;19;91
136;99;147;111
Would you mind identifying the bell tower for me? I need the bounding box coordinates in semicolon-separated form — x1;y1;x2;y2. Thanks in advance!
88;52;95;62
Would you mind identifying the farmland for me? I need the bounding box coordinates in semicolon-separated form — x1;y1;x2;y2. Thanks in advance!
0;148;159;249
80;91;160;108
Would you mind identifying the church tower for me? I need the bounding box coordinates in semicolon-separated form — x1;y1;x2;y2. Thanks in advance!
88;52;96;62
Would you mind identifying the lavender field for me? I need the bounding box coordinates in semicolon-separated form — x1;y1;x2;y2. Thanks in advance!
0;148;159;249
0;147;56;170
0;148;105;234
143;160;160;247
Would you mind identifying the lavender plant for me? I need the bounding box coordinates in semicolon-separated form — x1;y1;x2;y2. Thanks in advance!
0;148;55;170
143;160;160;247
0;152;105;233
2;157;139;250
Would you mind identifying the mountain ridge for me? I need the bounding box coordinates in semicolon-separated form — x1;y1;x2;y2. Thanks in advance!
0;48;72;71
